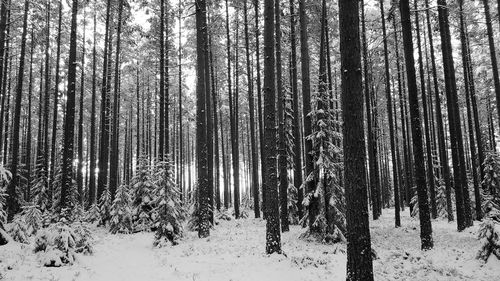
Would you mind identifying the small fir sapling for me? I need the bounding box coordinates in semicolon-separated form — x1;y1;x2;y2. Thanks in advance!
153;160;183;246
110;184;133;234
132;157;155;231
34;221;94;267
478;152;500;261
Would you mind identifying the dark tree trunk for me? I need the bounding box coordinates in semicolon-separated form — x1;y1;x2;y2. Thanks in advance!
437;0;472;230
424;0;453;221
244;0;260;218
159;0;165;160
25;26;34;202
414;0;437;219
88;2;97;208
109;0;123;201
195;0;211;238
299;0;315;233
226;0;240;219
50;1;63;199
400;0;434;250
275;0;288;232
289;0;303;220
362;0;381;221
482;0;500;129
459;2;482;221
7;0;29;220
263;0;281;254
77;9;86;205
59;0;79;210
381;0;400;226
339;0;374;279
97;0;113;201
42;0;51;199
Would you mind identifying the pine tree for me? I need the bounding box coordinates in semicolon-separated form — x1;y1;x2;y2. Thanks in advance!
400;0;433;249
153;160;183;246
263;0;281;255
110;184;133;234
339;0;374;279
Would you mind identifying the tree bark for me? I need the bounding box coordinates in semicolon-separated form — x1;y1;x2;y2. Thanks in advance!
400;0;434;250
339;0;374;279
7;0;29;220
59;0;79;210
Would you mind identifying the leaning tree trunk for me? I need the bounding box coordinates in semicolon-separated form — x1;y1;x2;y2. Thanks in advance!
400;0;434;250
7;0;29;220
59;0;79;210
339;0;374;279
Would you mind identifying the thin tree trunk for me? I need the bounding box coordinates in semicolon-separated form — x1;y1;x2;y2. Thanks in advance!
289;0;303;221
400;0;434;250
77;9;86;205
244;0;260;218
88;2;98;208
7;0;29;219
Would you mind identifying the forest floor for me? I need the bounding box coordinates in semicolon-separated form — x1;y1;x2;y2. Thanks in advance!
1;208;499;281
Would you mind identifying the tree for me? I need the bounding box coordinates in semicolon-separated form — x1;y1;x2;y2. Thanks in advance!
7;0;29;220
244;0;260;219
482;0;500;129
263;0;281;255
195;0;211;239
59;0;79;210
339;0;374;279
400;0;433;249
88;1;98;208
275;0;288;232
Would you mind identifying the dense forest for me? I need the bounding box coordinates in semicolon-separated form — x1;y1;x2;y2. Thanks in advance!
0;0;500;280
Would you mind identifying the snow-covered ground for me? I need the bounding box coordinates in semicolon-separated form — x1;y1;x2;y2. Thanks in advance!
1;209;499;281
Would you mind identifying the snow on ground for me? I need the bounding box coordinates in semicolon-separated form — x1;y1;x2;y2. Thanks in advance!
1;209;499;281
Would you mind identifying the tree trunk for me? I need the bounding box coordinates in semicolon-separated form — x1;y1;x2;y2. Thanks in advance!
263;0;281;254
195;0;210;238
88;2;97;208
109;0;123;202
7;0;29;219
414;0;437;220
59;0;79;210
482;0;500;130
77;9;86;205
97;0;113;201
299;0;315;232
339;0;374;279
362;0;381;221
275;0;288;232
244;0;260;218
289;0;303;221
400;0;434;250
437;0;472;230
